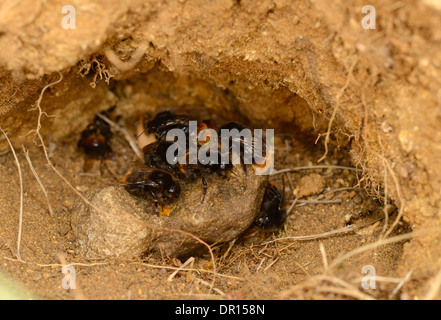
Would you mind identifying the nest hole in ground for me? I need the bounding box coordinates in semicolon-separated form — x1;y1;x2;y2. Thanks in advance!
0;60;411;299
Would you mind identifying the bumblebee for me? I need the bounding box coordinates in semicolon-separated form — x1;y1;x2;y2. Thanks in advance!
143;140;182;177
217;121;265;170
254;182;287;231
78;111;113;158
120;164;181;206
146;111;191;140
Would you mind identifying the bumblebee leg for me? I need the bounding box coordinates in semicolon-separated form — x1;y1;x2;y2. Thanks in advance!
102;159;119;181
99;159;105;176
240;150;247;173
82;157;95;173
148;189;161;207
201;176;208;203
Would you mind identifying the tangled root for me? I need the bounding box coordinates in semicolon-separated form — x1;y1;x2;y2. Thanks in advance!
78;56;114;88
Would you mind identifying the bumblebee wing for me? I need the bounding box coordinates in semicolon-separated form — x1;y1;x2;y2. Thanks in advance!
120;165;159;187
125;179;159;187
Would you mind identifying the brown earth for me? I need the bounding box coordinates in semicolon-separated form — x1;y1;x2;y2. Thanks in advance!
0;0;440;299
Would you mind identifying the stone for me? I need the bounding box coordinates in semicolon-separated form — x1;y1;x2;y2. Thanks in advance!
71;187;152;259
71;165;268;259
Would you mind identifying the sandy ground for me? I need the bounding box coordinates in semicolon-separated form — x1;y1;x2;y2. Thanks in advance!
0;124;409;299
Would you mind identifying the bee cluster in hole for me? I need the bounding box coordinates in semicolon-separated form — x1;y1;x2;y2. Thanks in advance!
79;110;287;231
78;111;113;159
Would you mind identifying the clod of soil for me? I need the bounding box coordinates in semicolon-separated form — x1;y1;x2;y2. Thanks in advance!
71;165;267;259
294;173;325;198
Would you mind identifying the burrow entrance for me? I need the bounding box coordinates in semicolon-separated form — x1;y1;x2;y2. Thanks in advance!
0;61;409;300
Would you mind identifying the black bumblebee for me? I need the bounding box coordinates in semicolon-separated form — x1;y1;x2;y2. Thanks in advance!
78;110;113;158
140;111;267;205
120;164;181;206
143;139;182;177
254;182;287;231
217;121;248;149
146;111;191;140
217;121;267;170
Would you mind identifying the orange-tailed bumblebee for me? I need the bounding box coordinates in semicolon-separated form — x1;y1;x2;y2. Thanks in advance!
78;111;113;158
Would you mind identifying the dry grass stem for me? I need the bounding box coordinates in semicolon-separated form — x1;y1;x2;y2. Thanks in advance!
286;197;298;215
329;227;440;269
22;146;54;216
295;199;342;205
424;266;441;300
167;257;195;281
389;271;412;299
319;242;328;271
271;165;358;176
96;113;143;161
256;257;266;273
261;217;384;245
263;257;279;272
0;127;23;261
280;274;374;300
104;40;147;72
194;278;225;296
